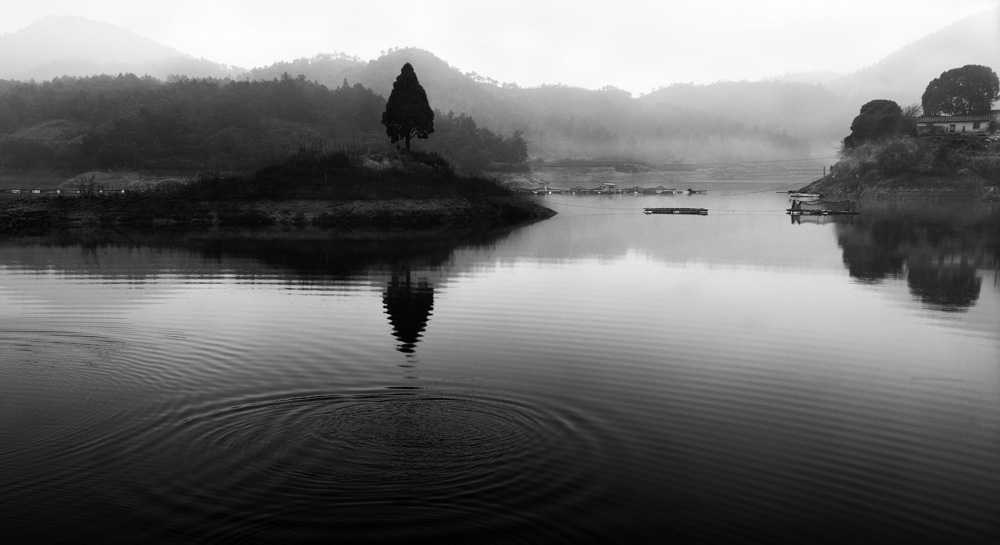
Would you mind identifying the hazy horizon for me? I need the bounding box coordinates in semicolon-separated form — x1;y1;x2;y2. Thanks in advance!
2;0;998;95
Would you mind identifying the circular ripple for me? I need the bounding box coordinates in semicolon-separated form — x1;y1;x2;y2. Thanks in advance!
192;390;563;493
143;387;610;542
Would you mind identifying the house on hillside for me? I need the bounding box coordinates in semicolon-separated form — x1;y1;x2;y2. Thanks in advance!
916;110;999;136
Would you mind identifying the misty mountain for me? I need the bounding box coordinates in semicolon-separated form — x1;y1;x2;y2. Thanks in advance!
639;80;855;155
640;8;1000;155
830;8;1000;106
0;16;235;80
323;48;810;164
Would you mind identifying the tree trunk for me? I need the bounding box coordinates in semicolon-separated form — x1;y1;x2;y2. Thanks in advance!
405;135;411;151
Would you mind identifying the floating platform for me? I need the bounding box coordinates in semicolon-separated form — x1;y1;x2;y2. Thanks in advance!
643;207;708;215
786;209;859;216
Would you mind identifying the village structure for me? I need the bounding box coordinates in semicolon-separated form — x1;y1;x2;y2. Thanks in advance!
915;110;1000;137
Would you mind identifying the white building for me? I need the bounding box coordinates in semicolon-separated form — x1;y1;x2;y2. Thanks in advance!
916;110;999;136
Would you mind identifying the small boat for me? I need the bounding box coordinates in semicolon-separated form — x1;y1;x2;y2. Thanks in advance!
643;207;708;215
789;192;820;199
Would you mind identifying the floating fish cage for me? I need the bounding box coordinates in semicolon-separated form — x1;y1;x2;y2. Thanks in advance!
643;207;708;215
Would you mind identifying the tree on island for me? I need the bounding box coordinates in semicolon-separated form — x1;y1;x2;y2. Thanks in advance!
843;99;909;150
381;63;434;150
921;64;1000;116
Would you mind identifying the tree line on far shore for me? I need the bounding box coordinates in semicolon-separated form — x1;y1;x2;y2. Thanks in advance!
0;72;529;173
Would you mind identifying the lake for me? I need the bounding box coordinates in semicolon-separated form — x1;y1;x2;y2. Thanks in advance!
2;184;998;543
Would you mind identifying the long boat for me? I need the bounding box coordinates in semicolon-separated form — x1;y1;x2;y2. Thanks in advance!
643;207;708;215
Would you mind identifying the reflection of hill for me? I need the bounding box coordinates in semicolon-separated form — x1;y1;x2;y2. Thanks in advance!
0;226;519;280
835;203;999;311
2;227;523;356
383;272;434;354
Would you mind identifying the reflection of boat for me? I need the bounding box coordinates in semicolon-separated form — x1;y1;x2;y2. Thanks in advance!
643;207;708;215
787;199;858;216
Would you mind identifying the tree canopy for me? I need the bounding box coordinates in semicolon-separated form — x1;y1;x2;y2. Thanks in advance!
0;74;387;170
425;111;528;172
381;63;434;150
843;99;909;150
921;64;1000;116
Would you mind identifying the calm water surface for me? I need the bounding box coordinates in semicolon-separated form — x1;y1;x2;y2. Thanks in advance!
2;184;998;543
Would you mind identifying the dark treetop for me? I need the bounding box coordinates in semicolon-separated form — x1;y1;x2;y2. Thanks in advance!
381;63;434;150
843;99;909;150
921;64;1000;116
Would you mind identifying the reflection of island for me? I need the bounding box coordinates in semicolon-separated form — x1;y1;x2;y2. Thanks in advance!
835;203;998;312
0;227;518;336
382;272;435;354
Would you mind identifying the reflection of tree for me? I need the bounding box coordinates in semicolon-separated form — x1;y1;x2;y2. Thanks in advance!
834;204;998;311
907;260;982;311
383;272;435;354
837;220;908;283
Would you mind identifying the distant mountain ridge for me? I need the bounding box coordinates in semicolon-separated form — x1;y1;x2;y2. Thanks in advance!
0;16;234;80
1;11;997;162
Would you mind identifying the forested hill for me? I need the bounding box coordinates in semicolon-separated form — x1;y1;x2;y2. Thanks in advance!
0;74;529;173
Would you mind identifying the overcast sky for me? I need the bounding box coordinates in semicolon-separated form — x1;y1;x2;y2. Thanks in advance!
2;0;998;94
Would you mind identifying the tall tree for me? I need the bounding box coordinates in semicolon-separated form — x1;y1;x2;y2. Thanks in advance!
381;63;434;150
843;99;907;150
921;64;1000;116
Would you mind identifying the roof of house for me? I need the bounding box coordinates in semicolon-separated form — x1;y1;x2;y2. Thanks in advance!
916;115;993;123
